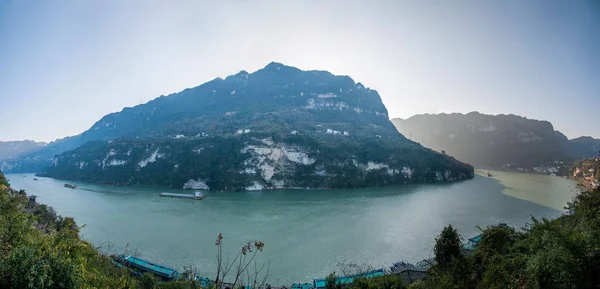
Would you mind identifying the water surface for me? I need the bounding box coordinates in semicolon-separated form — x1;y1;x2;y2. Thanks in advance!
7;172;578;284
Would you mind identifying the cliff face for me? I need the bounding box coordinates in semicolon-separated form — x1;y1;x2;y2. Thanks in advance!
38;62;473;191
392;112;599;171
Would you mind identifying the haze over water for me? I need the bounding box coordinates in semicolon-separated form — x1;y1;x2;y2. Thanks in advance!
7;172;578;285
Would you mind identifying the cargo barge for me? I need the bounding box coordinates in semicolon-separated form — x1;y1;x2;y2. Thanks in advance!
159;191;205;200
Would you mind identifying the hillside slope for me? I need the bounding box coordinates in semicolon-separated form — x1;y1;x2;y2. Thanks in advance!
392;112;598;170
0;140;47;159
40;62;473;191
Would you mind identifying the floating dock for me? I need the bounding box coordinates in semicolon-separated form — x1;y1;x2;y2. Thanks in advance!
159;191;204;200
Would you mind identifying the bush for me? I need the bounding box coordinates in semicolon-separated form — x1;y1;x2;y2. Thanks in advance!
423;187;600;288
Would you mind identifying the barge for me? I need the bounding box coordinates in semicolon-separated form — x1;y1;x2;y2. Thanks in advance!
159;191;205;200
113;254;179;280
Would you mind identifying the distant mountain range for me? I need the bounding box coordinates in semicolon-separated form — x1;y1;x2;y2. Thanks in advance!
392;112;600;170
4;62;473;190
0;140;47;160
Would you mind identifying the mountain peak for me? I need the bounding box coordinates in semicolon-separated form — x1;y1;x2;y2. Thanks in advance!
260;61;300;73
264;61;286;69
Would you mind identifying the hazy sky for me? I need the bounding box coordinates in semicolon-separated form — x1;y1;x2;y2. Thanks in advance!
1;0;599;142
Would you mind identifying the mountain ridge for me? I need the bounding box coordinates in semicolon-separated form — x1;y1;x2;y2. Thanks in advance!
0;140;47;160
392;112;599;171
34;62;473;191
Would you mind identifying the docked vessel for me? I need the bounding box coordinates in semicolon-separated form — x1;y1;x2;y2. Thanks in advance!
64;183;77;189
111;254;179;280
159;191;205;200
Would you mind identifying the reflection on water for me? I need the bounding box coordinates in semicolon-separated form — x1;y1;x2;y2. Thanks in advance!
7;172;577;284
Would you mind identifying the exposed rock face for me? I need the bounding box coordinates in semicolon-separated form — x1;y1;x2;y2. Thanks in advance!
38;62;473;191
392;112;599;171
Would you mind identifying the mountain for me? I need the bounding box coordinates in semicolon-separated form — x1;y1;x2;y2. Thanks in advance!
0;136;84;173
0;140;47;160
569;136;600;160
38;62;473;191
392;112;599;170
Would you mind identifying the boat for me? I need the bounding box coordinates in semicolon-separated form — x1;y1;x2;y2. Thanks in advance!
313;269;385;289
463;223;508;250
64;184;77;189
117;254;179;280
110;255;142;277
487;171;492;177
33;178;38;181
159;191;204;200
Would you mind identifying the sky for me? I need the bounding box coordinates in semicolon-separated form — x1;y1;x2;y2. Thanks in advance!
1;0;599;142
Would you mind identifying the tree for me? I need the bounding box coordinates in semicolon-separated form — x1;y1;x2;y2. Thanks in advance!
325;272;342;289
434;225;463;269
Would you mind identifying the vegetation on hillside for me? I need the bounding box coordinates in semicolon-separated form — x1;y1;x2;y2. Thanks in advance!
0;170;136;288
8;63;474;191
410;187;600;288
41;133;473;191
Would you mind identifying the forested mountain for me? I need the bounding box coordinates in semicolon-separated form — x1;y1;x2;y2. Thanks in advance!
37;62;473;191
0;140;47;159
392;112;599;170
0;136;83;173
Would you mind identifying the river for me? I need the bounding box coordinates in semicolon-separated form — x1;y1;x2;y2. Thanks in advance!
6;171;578;285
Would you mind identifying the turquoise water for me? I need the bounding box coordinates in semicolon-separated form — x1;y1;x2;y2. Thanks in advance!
6;172;578;285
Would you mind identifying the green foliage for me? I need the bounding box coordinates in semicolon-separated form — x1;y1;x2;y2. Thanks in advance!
42;131;473;191
325;272;342;289
139;272;157;289
0;171;8;188
423;187;600;289
433;225;463;270
0;171;136;289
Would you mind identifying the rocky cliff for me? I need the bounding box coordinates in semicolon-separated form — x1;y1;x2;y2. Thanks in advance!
38;62;473;190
